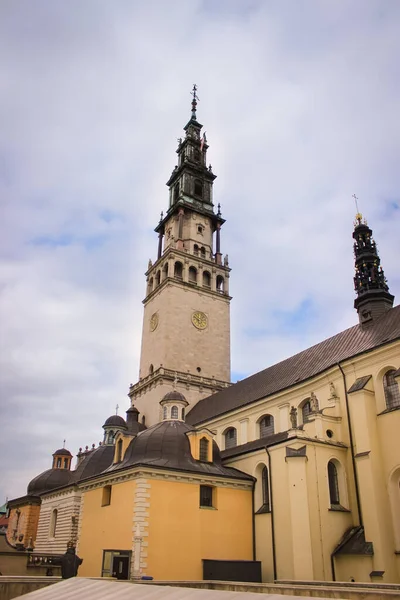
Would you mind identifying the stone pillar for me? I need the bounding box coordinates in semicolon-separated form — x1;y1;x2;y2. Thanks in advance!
157;231;163;260
215;223;222;265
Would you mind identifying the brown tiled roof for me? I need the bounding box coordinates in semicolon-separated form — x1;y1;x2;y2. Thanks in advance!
187;305;400;426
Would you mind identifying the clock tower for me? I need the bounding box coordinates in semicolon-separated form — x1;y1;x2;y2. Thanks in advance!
129;88;232;425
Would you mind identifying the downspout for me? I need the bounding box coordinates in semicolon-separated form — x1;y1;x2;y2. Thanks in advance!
265;446;277;581
252;480;256;561
337;361;363;526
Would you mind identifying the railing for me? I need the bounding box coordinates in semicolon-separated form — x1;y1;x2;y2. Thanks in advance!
129;367;231;394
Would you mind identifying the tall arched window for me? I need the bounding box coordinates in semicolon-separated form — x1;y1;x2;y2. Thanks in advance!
163;406;168;420
383;370;400;409
203;271;211;287
181;407;185;421
148;278;154;294
174;261;183;279
262;466;270;511
199;437;209;462
259;415;274;438
163;263;169;279
108;430;115;445
171;406;179;419
302;399;312;423
188;266;197;284
193;244;199;256
174;182;180;202
116;439;123;463
56;458;61;468
49;509;58;538
328;461;340;506
156;271;161;286
216;275;224;293
149;364;154;375
200;246;206;258
224;427;237;449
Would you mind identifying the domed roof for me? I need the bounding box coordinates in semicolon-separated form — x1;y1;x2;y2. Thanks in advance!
106;420;252;482
103;415;127;429
74;444;115;482
160;391;188;405
27;468;75;496
52;448;72;456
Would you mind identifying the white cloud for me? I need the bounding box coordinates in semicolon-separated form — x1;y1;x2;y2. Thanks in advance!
0;0;399;500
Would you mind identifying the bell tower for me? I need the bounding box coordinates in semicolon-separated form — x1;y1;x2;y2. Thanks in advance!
130;88;231;426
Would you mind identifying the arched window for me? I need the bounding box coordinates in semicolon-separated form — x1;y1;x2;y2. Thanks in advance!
193;244;199;256
194;179;203;197
163;263;168;279
141;415;146;426
108;430;114;445
302;399;312;423
259;415;274;438
162;406;168;420
148;278;154;294
224;427;237;449
188;266;197;283
181;407;185;420
199;437;209;462
262;466;270;511
116;439;123;463
49;509;58;538
194;149;200;162
56;458;61;468
200;246;206;258
174;261;183;279
216;275;224;293
171;406;179;419
383;370;400;409
63;458;68;469
174;182;180;202
156;271;161;286
328;461;340;506
149;364;154;375
203;271;211;287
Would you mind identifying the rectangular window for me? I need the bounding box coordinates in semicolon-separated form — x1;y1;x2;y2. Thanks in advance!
101;550;130;578
200;485;213;508
102;485;112;507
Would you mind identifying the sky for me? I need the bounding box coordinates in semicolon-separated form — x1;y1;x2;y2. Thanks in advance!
1;0;399;502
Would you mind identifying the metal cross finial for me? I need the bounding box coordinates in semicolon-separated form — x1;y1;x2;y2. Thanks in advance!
63;439;66;448
191;84;199;103
352;194;360;213
115;403;119;415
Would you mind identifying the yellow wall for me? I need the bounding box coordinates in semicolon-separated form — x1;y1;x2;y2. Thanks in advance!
146;479;253;580
78;480;136;577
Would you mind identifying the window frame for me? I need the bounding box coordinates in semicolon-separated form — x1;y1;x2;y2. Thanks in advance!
102;485;112;507
200;485;214;508
199;437;210;462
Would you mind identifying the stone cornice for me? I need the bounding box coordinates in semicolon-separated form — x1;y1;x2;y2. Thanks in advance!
129;366;230;398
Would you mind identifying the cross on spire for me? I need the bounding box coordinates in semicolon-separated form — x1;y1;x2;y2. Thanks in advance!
352;193;360;213
115;404;119;415
63;439;66;448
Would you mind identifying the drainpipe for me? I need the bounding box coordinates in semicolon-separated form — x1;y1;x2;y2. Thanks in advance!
337;362;363;527
251;480;256;561
265;446;277;581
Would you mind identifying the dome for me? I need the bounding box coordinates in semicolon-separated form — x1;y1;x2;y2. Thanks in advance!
160;391;188;405
74;445;115;482
27;468;75;496
52;448;72;456
103;415;127;429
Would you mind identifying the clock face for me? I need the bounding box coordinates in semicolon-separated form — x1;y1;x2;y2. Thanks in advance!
150;312;159;332
192;311;208;330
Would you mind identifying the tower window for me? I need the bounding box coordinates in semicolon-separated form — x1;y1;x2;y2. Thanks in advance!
200;246;206;258
197;225;204;235
203;271;211;287
200;485;213;508
193;244;199;256
199;437;209;462
328;461;340;506
181;407;185;420
224;427;237;449
49;509;58;538
194;179;203;198
102;485;112;507
174;261;183;279
180;151;185;165
163;263;168;278
163;406;168;420
189;266;197;284
259;415;274;438
56;458;61;468
156;271;161;286
63;458;68;469
383;370;400;409
174;183;180;202
216;275;224;293
149;364;154;375
194;149;200;162
171;406;179;419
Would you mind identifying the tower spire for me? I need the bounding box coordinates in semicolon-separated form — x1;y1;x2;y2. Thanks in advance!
190;84;199;119
352;204;394;324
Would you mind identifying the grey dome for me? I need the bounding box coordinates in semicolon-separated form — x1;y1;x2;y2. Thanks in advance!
27;468;75;496
160;391;188;404
103;415;127;429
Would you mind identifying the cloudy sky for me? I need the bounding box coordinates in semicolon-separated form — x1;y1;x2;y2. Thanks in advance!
1;0;399;502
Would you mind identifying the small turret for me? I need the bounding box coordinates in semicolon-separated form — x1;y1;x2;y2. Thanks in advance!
52;447;72;470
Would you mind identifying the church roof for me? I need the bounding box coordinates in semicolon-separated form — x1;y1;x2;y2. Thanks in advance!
105;420;253;481
103;415;127;429
187;305;400;426
27;468;75;496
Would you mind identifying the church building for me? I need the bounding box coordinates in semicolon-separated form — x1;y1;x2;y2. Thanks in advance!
3;90;400;585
